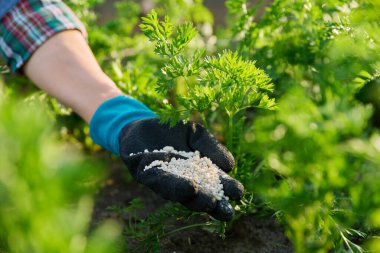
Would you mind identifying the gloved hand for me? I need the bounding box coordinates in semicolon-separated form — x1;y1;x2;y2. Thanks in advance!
90;96;244;221
118;118;244;221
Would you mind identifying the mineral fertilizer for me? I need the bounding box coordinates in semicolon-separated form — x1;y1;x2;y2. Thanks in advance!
130;146;226;200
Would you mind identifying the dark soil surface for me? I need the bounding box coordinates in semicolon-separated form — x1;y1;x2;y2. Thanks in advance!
91;158;293;253
159;216;292;253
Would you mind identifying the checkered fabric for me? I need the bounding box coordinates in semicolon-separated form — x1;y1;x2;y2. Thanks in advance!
0;0;87;72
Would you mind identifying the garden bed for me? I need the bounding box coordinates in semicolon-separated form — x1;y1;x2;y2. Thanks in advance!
91;158;293;252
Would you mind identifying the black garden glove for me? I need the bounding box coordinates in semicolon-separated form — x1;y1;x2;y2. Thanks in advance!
119;118;244;221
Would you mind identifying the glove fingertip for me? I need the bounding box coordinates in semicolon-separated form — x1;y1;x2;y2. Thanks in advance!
223;179;244;201
210;147;235;173
219;172;244;201
209;199;234;222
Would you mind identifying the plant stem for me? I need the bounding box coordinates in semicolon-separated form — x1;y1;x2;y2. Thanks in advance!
227;114;234;151
162;222;211;238
201;113;209;129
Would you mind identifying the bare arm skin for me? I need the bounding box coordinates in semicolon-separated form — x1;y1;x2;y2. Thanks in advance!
23;30;123;123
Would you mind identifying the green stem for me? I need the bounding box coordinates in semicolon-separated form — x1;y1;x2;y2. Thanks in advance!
201;113;209;129
227;113;234;151
161;222;211;238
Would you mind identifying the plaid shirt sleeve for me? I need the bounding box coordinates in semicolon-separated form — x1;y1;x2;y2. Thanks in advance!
0;0;87;73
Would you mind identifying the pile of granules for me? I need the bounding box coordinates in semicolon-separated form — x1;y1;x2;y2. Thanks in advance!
130;146;225;200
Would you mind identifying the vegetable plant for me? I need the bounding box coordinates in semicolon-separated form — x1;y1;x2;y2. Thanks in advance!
139;9;276;160
1;0;380;252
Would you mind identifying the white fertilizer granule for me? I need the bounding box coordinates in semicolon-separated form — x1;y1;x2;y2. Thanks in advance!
130;146;226;201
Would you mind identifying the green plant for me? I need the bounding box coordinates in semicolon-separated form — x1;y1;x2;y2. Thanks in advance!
108;200;226;253
0;96;121;253
251;87;378;252
226;0;379;101
140;10;276;153
225;0;380;252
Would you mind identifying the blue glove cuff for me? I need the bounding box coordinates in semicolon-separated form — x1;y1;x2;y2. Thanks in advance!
89;96;156;155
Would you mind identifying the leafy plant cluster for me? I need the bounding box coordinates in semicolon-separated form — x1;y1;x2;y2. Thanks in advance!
1;0;380;252
226;0;373;99
252;89;377;252
0;96;121;252
225;0;380;252
140;10;275;151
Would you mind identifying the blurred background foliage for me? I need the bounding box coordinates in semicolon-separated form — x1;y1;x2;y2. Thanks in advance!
0;97;121;252
1;0;380;252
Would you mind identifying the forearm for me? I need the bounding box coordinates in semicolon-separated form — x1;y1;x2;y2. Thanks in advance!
23;30;123;123
0;0;155;154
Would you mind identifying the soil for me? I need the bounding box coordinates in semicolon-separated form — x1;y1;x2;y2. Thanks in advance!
91;157;293;253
